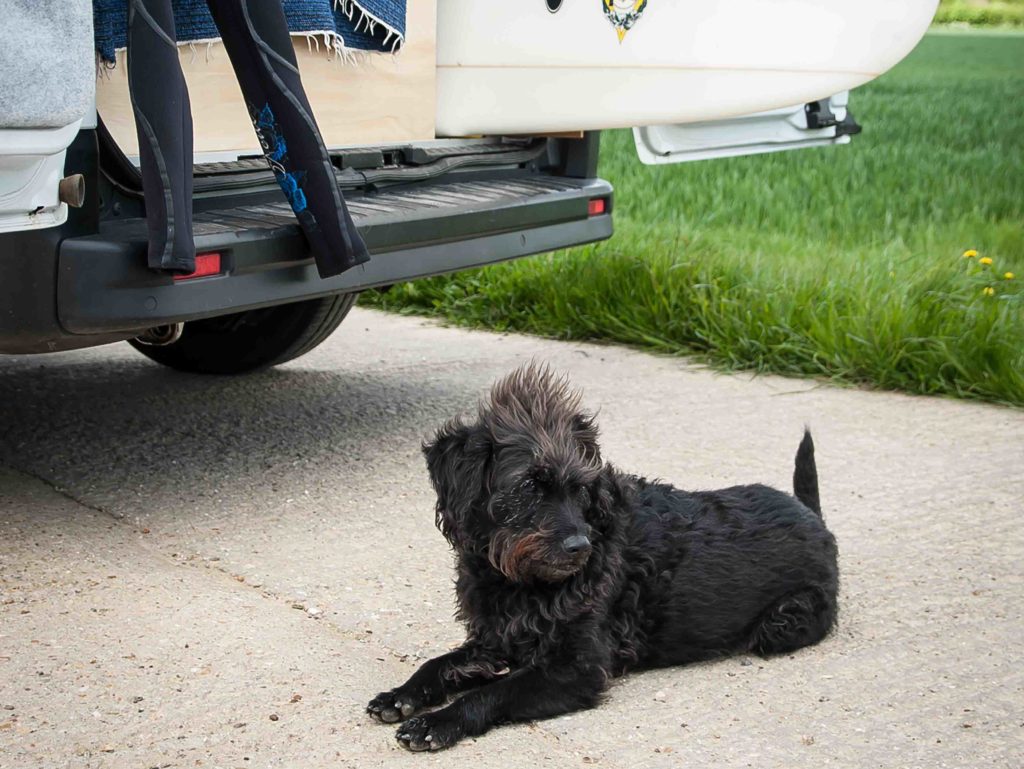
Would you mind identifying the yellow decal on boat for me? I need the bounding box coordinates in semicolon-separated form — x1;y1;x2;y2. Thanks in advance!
603;0;648;43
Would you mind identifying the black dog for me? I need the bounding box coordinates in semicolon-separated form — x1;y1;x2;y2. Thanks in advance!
368;364;838;751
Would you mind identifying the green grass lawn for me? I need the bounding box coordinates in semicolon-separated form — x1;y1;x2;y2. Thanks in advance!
937;0;1024;27
366;32;1024;407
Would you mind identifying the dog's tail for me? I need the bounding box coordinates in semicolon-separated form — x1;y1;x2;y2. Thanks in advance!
793;429;822;517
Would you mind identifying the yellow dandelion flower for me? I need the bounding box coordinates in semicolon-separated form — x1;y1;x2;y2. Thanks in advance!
1005;272;1015;280
983;287;995;297
963;249;978;258
979;257;993;266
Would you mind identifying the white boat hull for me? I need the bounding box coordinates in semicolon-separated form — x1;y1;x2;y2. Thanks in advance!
436;0;939;136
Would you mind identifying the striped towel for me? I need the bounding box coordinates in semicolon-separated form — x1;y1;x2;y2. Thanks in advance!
93;0;406;63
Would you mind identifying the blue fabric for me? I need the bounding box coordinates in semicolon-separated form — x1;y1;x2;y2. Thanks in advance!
93;0;406;63
253;104;308;215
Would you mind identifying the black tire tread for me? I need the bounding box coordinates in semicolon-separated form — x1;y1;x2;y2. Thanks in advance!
283;292;358;364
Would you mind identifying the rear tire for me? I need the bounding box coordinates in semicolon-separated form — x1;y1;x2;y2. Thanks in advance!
128;293;357;375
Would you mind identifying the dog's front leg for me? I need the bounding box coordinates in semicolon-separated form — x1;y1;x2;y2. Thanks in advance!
367;643;506;724
395;664;605;752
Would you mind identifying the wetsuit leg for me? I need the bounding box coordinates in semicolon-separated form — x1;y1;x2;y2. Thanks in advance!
205;0;371;278
127;0;196;273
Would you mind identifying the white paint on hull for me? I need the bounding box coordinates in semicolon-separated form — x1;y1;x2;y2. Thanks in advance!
436;0;939;135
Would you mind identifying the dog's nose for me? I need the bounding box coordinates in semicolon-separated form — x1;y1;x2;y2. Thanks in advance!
562;535;591;556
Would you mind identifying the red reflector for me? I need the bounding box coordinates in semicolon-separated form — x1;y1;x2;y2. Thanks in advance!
174;252;222;281
588;198;607;216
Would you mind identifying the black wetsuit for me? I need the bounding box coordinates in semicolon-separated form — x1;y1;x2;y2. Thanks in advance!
127;0;370;278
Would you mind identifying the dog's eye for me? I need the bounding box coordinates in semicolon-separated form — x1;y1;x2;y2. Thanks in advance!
493;477;540;524
533;466;555;486
496;494;531;524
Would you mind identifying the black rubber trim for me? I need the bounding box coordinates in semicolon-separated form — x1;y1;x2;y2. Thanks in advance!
106;136;545;197
836;111;863;138
805;100;839;130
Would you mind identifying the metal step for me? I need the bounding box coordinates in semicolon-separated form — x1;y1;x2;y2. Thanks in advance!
97;175;590;250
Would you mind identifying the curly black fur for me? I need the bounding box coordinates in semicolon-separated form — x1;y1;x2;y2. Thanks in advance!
367;364;839;752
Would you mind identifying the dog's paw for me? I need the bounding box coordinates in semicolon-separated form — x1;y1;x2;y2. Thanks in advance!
396;714;463;752
367;689;424;724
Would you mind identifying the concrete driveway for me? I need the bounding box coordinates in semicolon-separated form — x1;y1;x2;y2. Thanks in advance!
1;307;1021;769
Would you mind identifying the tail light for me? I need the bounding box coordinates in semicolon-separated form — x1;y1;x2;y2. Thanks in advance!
174;252;223;281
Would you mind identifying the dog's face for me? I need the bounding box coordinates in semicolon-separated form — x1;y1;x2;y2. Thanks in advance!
424;366;611;584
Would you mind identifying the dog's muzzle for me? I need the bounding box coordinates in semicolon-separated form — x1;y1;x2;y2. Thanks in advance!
491;529;593;583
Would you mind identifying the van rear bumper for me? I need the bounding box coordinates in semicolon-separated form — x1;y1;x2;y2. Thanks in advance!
1;174;612;353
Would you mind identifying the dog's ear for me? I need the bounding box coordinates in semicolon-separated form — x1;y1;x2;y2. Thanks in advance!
572;411;602;466
589;463;631;534
423;419;491;550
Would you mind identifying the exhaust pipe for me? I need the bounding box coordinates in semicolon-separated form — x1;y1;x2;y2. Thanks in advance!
58;175;86;208
134;323;184;347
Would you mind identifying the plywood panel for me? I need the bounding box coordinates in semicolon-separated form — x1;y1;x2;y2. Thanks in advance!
97;0;435;156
